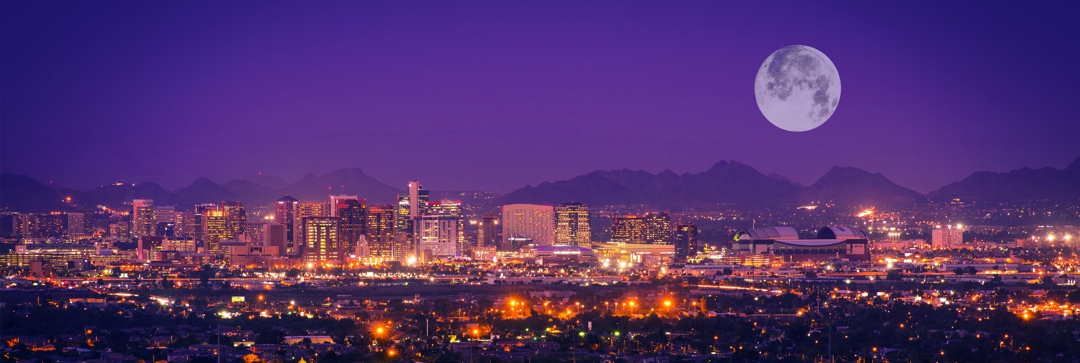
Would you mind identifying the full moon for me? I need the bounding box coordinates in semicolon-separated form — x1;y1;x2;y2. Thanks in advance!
754;45;841;132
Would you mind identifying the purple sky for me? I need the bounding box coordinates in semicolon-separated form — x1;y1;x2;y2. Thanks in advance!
3;1;1079;193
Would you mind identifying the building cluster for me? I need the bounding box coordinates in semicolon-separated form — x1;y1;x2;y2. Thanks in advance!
1;180;708;275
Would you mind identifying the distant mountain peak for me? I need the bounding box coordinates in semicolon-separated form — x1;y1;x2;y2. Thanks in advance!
189;177;217;186
800;166;924;209
1066;156;1080;177
501;160;800;209
932;163;1080;203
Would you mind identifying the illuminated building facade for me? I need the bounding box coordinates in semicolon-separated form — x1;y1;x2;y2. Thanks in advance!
67;212;86;236
674;223;699;262
478;213;499;248
201;210;229;253
415;215;459;260
610;212;671;245
394;181;429;261
329;195;359;217
193;203;218;243
932;226;964;248
302;217;341;264
132;199;155;238
274;196;298;248
501;204;554;248
220;201;247;240
335;198;367;253
175;211;195;238
733;226;871;262
295;202;330;249
555;202;591;247
365;204;396;260
154;206;175;226
426;199;464;254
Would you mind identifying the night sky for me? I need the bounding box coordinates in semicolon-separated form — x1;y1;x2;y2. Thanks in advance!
3;1;1078;193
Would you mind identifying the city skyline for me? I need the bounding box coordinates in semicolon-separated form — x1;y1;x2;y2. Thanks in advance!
3;2;1079;192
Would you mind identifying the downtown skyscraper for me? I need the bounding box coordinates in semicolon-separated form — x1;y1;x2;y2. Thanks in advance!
501;204;554;248
674;223;699;262
274;196;298;251
555;202;591;247
302;217;341;264
132;199;155;238
364;204;396;261
610;212;672;245
333;197;366;255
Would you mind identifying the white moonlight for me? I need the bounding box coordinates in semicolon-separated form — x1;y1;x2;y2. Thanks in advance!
754;45;841;132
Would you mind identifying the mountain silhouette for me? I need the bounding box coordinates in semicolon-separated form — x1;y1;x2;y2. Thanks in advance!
930;163;1080;203
799;167;925;208
0;174;72;213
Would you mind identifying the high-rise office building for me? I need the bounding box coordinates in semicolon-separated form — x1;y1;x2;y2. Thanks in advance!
427;199;465;254
408;181;429;218
302;217;341;264
154;206;176;226
220;201;247;240
329;195;359;217
555;202;591;247
365;204;396;260
415;214;460;261
274;196;298;248
66;212;86;237
932;225;964;248
336;198;367;254
610;212;672;245
132;199;156;238
477;213;499;248
137;236;164;261
245;222;266;245
501;204;555;248
202;209;230;253
175;211;195;238
393;181;429;261
294;202;329;249
36;213;66;238
193;203;218;243
674;223;699;262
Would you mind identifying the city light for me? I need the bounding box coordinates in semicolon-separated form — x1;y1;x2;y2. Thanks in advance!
3;3;1077;362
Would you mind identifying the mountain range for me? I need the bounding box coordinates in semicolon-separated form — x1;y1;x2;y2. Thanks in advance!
1;168;402;212
2;157;1077;212
499;161;926;210
499;157;1080;210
